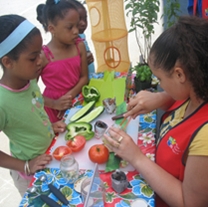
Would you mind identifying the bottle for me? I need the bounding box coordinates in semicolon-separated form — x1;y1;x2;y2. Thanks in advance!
60;154;79;184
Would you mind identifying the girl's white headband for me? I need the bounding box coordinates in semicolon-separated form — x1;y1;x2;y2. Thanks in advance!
0;20;35;58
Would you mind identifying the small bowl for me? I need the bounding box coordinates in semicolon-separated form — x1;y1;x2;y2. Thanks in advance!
94;120;108;139
111;170;129;194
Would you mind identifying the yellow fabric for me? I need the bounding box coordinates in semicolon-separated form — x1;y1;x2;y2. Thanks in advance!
189;124;208;156
161;101;208;156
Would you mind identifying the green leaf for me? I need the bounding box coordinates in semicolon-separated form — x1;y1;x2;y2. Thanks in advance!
144;116;153;123
105;152;121;172
105;192;116;202
60;186;73;201
119;192;138;200
140;183;154;197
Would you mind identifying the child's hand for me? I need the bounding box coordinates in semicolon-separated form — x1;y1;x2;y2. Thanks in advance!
54;94;73;110
87;51;94;65
29;154;53;174
57;110;66;119
52;120;66;134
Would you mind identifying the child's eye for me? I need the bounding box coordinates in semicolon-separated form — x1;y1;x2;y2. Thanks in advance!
30;58;36;62
30;54;40;62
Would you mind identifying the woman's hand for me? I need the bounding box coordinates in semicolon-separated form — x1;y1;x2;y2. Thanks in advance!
124;90;158;119
124;90;174;119
52;120;66;134
103;126;142;164
29;154;52;174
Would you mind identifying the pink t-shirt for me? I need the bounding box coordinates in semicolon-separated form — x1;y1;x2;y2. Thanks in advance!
41;40;82;123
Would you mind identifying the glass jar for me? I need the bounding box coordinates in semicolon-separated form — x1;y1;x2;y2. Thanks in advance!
60;154;79;184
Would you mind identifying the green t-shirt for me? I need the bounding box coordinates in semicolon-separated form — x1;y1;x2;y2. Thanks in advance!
0;80;54;160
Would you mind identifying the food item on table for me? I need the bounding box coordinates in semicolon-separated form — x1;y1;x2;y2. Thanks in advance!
65;122;94;141
70;101;96;122
76;106;104;123
66;135;86;152
52;146;72;161
88;144;109;164
82;85;100;103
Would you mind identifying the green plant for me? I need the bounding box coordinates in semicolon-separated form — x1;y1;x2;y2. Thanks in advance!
132;63;152;82
162;0;181;29
125;0;160;64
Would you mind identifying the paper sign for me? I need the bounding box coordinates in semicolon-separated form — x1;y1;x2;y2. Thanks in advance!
89;71;126;107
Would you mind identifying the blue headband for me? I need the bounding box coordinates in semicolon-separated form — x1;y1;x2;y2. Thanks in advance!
54;0;60;4
0;20;35;58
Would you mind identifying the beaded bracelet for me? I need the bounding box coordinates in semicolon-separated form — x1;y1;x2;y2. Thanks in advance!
24;160;31;176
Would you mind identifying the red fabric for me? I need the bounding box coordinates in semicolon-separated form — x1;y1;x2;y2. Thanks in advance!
201;0;208;18
156;101;208;207
193;0;198;16
193;0;208;18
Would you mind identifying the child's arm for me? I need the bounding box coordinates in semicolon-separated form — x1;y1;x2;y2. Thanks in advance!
52;120;66;134
43;95;73;111
87;51;94;65
0;150;52;174
65;41;89;98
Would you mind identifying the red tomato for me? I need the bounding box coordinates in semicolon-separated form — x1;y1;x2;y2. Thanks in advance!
53;146;72;161
66;135;86;152
88;144;109;164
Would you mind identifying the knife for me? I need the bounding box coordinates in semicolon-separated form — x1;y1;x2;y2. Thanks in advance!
40;195;62;207
111;112;126;120
48;183;69;205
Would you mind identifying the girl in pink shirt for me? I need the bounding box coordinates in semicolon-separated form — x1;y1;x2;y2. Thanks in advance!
37;0;89;123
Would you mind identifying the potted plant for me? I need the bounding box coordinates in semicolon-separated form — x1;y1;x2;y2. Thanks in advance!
125;0;160;64
124;0;181;91
124;0;159;91
131;63;152;92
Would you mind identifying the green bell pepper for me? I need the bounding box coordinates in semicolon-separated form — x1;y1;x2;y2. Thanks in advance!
82;85;100;103
65;122;95;141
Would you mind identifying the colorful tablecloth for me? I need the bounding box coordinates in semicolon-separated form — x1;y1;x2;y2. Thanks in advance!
19;111;156;207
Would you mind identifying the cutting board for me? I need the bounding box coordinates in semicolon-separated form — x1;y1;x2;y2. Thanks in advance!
46;108;139;171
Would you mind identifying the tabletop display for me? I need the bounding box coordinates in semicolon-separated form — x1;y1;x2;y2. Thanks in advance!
19;72;156;207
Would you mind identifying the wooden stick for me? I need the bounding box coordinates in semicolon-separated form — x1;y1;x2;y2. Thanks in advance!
123;117;132;131
119;117;127;127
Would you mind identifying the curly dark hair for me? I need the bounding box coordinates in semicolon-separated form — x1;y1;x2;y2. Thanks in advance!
70;0;85;10
36;4;48;32
43;0;78;26
0;14;40;68
149;15;208;101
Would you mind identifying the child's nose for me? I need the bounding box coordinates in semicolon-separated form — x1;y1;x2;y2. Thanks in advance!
74;27;79;35
37;55;42;66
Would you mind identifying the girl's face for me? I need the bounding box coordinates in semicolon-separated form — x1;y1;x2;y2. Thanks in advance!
11;34;43;82
78;7;87;34
52;9;80;44
149;59;190;101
